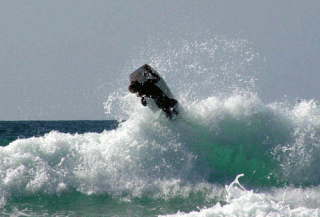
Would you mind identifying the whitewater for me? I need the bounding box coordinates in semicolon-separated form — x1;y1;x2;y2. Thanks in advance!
1;35;320;216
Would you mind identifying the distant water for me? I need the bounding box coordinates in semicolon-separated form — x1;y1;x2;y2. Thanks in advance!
0;120;119;144
1;35;320;216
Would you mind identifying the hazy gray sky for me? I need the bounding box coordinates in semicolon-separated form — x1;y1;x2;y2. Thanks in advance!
1;1;319;120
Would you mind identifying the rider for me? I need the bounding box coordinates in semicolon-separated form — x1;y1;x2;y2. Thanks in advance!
128;64;178;118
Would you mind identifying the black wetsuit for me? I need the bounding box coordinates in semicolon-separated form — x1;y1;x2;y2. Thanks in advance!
138;72;178;118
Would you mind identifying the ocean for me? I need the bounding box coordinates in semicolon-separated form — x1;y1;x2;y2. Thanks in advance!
1;96;320;216
1;36;320;216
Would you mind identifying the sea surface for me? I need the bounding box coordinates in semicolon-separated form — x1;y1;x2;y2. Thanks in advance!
1;35;320;216
1;96;320;217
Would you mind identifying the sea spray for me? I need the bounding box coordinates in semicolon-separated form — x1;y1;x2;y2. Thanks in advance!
272;99;320;185
104;33;262;121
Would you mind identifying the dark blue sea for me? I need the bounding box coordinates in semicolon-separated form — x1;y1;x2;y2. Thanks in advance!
1;36;320;216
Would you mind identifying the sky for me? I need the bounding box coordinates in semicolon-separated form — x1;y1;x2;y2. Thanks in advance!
1;1;319;120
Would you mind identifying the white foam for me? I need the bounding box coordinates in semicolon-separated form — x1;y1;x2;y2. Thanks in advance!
271;99;320;184
0;108;210;203
161;175;320;217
